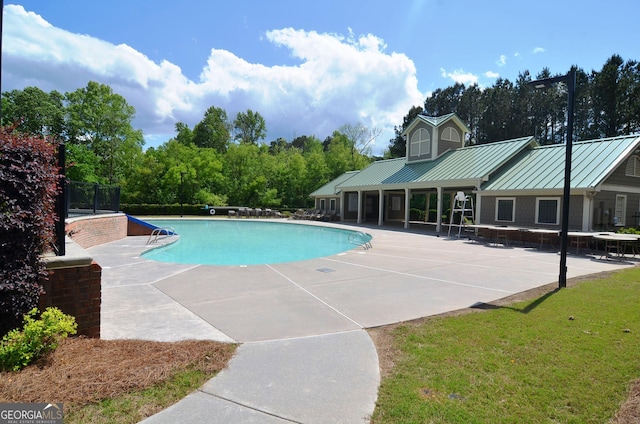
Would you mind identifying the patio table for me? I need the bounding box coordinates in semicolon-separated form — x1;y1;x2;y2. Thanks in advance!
526;228;559;249
593;234;637;260
567;231;596;254
468;225;521;246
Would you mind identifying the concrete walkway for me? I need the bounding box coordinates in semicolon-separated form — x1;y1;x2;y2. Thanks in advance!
88;221;633;423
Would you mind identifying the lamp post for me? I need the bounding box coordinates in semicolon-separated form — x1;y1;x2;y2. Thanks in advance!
56;143;66;256
180;171;186;217
529;68;576;288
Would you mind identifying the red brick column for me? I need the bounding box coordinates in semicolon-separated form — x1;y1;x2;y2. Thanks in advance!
39;261;102;338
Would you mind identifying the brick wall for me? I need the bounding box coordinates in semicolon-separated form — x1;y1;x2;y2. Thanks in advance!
127;217;156;236
40;215;157;339
39;261;102;338
66;213;128;248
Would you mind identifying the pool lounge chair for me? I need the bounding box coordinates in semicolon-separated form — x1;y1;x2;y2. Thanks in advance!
291;209;306;220
307;209;321;220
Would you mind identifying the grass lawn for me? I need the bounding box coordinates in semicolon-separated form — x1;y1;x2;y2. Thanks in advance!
371;268;640;423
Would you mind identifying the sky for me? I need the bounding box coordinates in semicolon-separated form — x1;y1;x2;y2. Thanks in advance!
2;1;639;155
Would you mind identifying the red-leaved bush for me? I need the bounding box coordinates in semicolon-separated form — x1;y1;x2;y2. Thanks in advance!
0;125;61;337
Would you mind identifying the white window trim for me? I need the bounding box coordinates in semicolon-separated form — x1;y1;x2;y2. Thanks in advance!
615;194;627;226
625;155;640;177
495;197;515;222
441;126;460;143
410;128;431;157
535;197;560;225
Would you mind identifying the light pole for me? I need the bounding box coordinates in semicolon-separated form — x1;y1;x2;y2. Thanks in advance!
529;68;576;288
56;143;66;256
180;171;186;217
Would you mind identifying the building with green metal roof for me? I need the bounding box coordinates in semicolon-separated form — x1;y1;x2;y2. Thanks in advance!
308;170;358;217
310;113;640;233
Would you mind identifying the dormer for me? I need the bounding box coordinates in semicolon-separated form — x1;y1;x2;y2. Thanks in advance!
402;113;470;163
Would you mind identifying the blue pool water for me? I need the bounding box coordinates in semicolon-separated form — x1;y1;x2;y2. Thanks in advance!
142;219;371;266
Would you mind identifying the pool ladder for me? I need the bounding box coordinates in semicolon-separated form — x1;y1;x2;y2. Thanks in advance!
349;232;373;250
147;227;176;244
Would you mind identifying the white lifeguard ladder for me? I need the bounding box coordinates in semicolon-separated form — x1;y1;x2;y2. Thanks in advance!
448;191;475;238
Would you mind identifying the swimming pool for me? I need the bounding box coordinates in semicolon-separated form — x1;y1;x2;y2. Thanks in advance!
142;219;372;266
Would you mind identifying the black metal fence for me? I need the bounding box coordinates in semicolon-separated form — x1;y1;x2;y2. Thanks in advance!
66;181;121;217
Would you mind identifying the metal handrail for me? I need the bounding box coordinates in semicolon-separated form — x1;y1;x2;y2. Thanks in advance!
348;232;373;250
147;227;176;244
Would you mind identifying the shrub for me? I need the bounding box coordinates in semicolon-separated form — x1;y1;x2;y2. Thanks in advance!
121;203;238;216
0;307;77;371
618;227;640;234
409;208;425;221
0;126;61;337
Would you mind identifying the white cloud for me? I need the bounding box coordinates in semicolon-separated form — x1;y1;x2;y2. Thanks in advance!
496;54;507;67
485;71;500;79
533;47;546;54
440;68;479;86
2;5;425;155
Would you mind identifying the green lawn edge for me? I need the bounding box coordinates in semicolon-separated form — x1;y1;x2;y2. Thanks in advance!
372;267;640;424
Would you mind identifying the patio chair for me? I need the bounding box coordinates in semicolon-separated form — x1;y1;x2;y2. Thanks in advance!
305;209;320;220
291;209;305;219
316;210;330;221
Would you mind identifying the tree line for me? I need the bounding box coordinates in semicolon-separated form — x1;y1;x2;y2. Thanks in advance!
2;54;638;208
388;54;640;156
1;82;373;208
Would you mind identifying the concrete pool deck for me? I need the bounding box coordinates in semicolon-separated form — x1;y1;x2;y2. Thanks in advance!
87;220;635;423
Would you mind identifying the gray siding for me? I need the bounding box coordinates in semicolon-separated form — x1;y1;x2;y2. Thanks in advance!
594;160;640;229
480;195;583;229
315;196;341;215
605;158;640;186
437;122;463;156
593;190;640;230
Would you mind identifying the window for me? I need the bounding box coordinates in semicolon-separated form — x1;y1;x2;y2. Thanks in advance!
410;128;431;157
330;198;336;212
320;199;326;210
348;193;358;212
625;156;640;177
496;198;515;222
536;197;560;225
615;194;627;226
441;127;460;142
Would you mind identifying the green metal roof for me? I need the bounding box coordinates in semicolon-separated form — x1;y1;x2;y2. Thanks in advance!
402;113;472;136
338;136;537;190
309;170;359;196
420;113;458;126
481;135;640;191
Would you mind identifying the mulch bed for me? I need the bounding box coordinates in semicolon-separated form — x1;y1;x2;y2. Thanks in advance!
0;338;236;409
